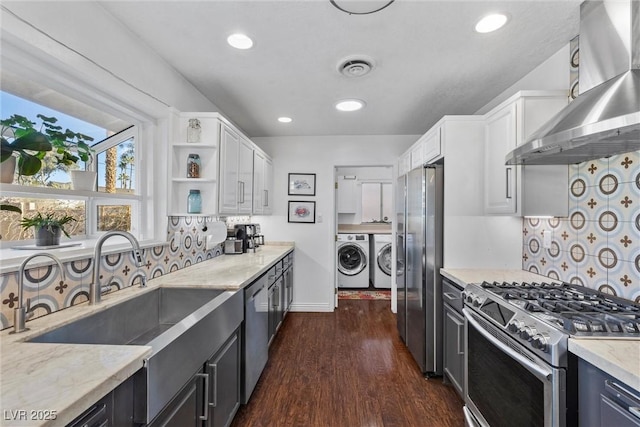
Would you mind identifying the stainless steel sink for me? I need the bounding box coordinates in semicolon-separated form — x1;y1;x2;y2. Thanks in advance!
28;287;226;346
27;286;244;424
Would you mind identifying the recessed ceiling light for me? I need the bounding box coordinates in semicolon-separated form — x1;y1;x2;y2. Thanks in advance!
278;117;292;123
335;99;365;112
227;33;253;49
475;14;508;33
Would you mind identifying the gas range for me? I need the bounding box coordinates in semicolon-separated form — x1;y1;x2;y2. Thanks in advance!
463;281;640;368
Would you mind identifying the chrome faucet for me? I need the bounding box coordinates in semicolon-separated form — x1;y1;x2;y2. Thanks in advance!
12;253;65;334
90;231;147;305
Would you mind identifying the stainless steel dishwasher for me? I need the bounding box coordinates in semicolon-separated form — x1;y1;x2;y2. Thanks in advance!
242;273;269;404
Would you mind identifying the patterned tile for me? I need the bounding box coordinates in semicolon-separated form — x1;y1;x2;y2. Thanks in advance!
0;217;226;330
523;150;640;300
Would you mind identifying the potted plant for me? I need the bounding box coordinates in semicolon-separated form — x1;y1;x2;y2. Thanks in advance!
41;115;96;191
20;212;76;246
1;114;53;183
1;114;96;188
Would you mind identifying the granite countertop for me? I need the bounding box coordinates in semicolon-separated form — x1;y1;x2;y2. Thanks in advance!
0;243;294;427
441;268;640;393
569;339;640;392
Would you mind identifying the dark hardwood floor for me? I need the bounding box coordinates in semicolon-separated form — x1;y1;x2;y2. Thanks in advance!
231;299;465;427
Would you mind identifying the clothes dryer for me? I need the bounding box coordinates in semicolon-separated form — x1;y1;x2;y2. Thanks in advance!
372;234;392;289
337;234;369;288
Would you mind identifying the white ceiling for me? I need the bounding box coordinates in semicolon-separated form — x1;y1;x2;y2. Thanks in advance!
99;0;580;138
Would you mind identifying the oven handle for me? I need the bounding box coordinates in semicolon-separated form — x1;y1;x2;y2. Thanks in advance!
463;405;481;427
464;308;552;381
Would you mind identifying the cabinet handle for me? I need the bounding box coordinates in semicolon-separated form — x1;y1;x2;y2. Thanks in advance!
457;321;464;355
443;292;459;301
196;373;209;421
505;167;512;199
208;363;218;408
238;181;245;204
264;189;268;207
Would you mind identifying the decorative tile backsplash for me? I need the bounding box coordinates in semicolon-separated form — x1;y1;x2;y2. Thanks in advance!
523;150;640;302
0;217;225;330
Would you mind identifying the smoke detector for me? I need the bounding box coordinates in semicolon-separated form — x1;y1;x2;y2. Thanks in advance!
338;57;375;78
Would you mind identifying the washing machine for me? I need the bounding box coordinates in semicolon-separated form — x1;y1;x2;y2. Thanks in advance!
372;234;392;288
337;234;369;288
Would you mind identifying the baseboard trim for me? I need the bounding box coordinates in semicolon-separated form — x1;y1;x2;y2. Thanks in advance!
288;302;334;312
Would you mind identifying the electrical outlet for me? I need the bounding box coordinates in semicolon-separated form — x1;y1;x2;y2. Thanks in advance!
542;230;551;249
173;231;181;244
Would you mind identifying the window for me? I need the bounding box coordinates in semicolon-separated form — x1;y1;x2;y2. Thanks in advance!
361;182;392;223
0;88;141;246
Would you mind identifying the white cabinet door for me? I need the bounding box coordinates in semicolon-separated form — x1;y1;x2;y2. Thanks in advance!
252;149;273;216
238;137;254;214
410;141;424;170
337;176;357;214
484;103;518;215
253;151;265;215
219;124;240;214
422;127;442;164
264;157;273;215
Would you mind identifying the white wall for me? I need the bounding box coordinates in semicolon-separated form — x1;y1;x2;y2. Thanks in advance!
475;44;570;115
252;135;416;312
1;2;219;114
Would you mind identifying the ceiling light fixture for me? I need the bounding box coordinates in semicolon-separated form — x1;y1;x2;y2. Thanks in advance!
227;33;254;49
278;117;293;123
475;13;508;33
330;0;394;15
335;99;365;112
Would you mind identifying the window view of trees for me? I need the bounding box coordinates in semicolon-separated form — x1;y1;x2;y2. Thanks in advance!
0;198;86;241
0;92;137;242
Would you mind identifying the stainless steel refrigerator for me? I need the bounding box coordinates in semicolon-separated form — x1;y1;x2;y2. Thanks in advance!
396;164;443;376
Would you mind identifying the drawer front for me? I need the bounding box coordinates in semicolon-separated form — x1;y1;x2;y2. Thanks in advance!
442;278;463;313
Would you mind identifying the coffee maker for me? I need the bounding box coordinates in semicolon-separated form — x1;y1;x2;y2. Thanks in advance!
233;223;261;253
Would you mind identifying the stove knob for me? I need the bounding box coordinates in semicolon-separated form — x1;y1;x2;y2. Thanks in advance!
464;292;475;304
472;297;483;307
531;333;550;352
507;320;523;333
519;325;537;340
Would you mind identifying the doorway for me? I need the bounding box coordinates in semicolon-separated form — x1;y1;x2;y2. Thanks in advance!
334;165;394;309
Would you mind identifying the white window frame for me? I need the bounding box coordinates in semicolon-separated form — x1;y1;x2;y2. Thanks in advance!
0;37;164;258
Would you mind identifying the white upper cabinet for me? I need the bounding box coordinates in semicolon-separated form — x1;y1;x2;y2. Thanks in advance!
483;91;569;216
484;102;518;214
169;112;220;216
337;175;357;214
409;126;442;171
253;149;274;215
219;124;254;215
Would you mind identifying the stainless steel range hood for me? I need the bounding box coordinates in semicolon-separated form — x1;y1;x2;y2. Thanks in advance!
506;0;640;165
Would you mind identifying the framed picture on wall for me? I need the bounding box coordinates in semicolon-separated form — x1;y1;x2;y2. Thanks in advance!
288;201;316;223
288;173;316;196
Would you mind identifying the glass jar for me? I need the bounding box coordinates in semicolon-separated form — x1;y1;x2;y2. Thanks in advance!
187;189;202;214
187;153;201;178
187;118;201;143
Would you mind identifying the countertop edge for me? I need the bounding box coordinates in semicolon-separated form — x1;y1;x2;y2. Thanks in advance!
0;244;294;426
568;339;640;392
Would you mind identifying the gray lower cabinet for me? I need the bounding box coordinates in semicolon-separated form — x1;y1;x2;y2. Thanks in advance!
268;278;281;343
579;358;640;427
148;371;206;427
442;278;464;398
206;330;241;427
283;256;293;315
148;329;241;427
443;306;464;396
66;375;136;427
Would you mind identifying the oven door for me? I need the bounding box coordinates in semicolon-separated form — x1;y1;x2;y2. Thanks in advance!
463;308;567;427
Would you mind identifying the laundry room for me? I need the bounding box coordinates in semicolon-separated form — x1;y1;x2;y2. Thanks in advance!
335;166;393;300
